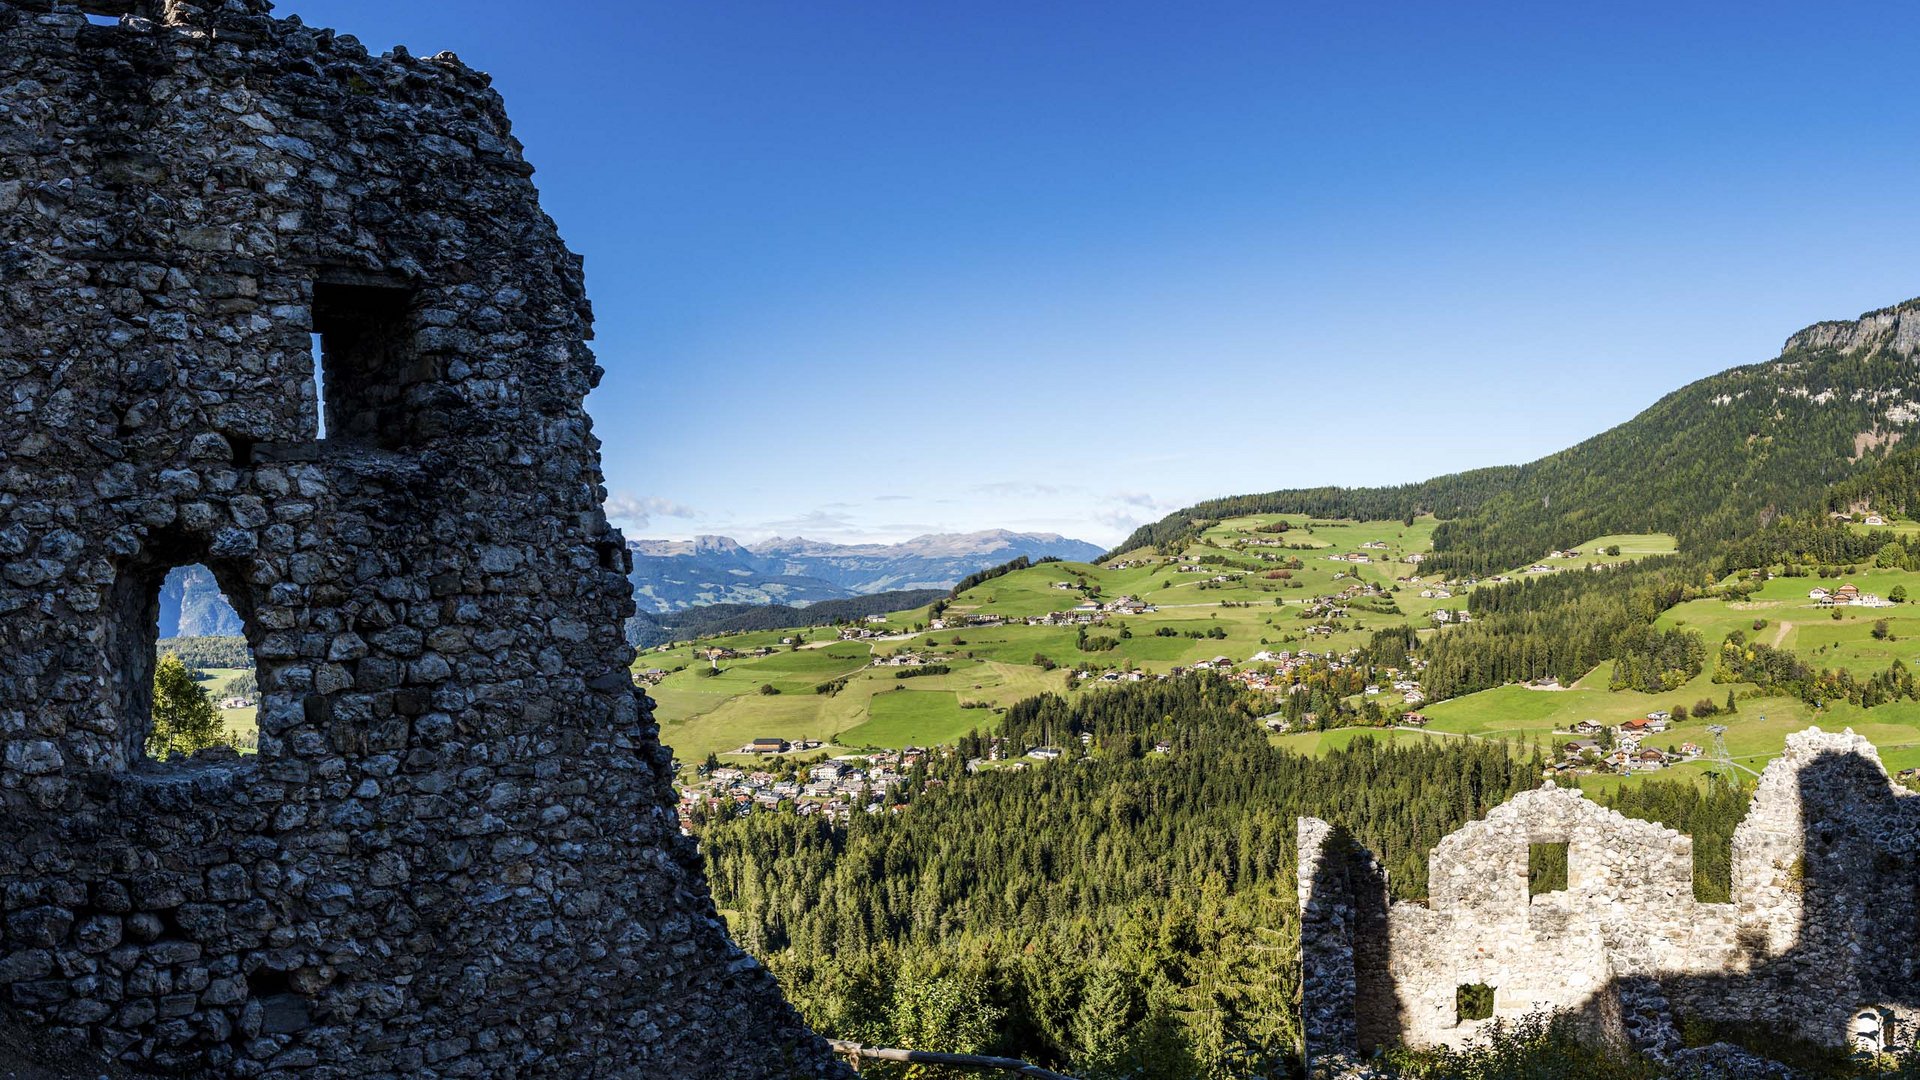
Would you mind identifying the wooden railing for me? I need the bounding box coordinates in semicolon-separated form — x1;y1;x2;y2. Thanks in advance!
827;1039;1079;1079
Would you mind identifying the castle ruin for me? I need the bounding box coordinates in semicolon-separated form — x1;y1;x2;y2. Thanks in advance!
0;0;845;1074
1299;727;1920;1072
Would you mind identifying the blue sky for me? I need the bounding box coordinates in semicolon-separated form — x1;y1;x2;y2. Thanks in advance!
298;1;1920;547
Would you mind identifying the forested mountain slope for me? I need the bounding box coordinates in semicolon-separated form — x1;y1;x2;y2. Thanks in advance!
1118;298;1920;573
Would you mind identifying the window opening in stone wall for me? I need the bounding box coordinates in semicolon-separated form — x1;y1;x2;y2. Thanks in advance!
311;333;327;439
1852;1008;1889;1055
78;1;138;23
1456;983;1494;1024
149;565;257;760
311;280;419;448
107;553;259;765
1528;841;1569;895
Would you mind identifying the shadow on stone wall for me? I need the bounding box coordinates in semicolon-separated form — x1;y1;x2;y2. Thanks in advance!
1646;746;1920;1053
1300;729;1920;1072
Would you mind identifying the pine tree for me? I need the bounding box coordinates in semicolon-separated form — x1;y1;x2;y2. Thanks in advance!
149;652;228;760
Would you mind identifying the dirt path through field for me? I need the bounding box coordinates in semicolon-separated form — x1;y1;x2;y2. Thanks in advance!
1772;620;1792;647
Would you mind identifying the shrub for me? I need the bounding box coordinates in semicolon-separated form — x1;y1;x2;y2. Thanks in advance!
149;653;230;760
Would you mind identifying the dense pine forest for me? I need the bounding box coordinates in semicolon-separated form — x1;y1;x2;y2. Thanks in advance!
700;678;1757;1078
698;303;1920;1077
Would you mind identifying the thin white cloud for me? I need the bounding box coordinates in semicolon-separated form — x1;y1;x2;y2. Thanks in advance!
604;493;698;529
758;509;859;535
969;480;1077;498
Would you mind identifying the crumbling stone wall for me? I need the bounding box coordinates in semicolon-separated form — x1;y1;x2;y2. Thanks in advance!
0;1;845;1075
1300;728;1920;1071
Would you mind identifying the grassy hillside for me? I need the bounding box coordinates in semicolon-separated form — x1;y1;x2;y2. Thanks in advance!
1117;297;1920;575
641;504;1920;788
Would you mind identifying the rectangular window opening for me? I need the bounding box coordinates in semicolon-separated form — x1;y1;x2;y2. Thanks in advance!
311;280;420;449
1456;983;1494;1024
79;1;139;20
1529;841;1570;896
310;333;327;439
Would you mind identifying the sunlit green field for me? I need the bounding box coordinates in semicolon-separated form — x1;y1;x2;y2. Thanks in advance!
195;667;259;750
641;515;1920;792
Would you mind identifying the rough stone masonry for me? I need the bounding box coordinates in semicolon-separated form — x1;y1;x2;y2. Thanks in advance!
1299;727;1920;1074
0;0;847;1075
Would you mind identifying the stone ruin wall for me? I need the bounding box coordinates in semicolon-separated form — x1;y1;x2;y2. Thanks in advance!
0;0;845;1075
1300;727;1920;1071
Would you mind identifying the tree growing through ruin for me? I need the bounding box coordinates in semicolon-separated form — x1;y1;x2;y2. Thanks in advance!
149;653;229;761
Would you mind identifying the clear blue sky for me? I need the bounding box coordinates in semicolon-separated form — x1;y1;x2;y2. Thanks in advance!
297;1;1920;548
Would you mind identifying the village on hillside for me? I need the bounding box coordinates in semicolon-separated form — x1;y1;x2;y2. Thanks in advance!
630;512;1920;828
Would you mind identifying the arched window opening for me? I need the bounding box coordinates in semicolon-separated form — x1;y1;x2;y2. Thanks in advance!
106;548;259;766
155;566;258;758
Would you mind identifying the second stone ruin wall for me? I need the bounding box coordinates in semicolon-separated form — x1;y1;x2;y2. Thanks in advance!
1300;727;1920;1068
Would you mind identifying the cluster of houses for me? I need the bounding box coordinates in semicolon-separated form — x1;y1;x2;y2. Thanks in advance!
874;652;944;668
1553;713;1704;774
218;695;255;710
1832;511;1890;527
929;613;1008;630
679;748;936;828
1810;583;1893;608
1024;608;1112;628
1430;608;1474;624
735;736;828;755
1326;552;1374;565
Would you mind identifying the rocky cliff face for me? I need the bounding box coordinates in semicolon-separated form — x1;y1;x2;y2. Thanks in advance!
157;565;243;638
1782;297;1920;358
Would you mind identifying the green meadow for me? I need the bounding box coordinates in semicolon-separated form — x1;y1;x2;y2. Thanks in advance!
642;515;1920;791
197;667;258;748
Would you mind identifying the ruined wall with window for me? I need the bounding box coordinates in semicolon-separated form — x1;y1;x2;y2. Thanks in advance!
0;1;843;1074
1300;727;1920;1074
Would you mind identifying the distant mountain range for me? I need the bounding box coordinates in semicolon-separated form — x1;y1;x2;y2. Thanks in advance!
625;530;1104;612
160;529;1103;639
